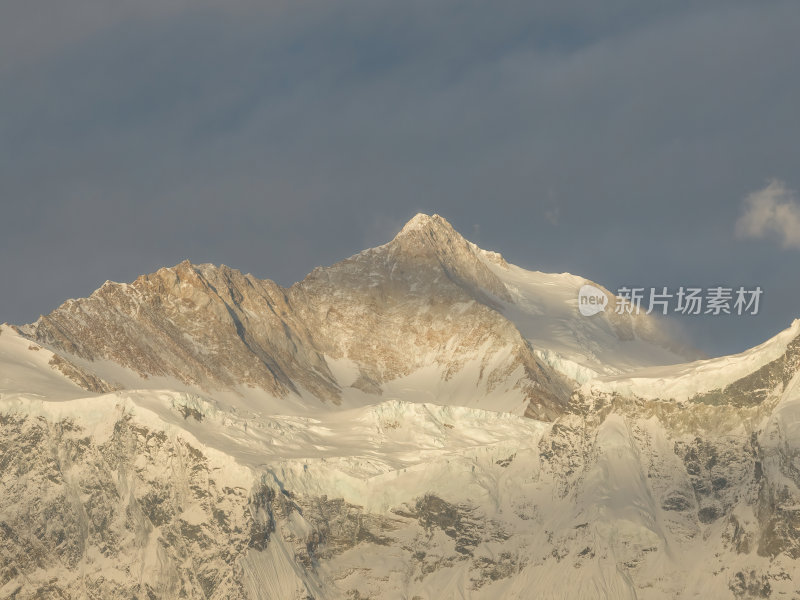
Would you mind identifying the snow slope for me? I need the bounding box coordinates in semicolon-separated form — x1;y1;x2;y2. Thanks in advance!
0;323;90;400
583;319;800;401
477;254;698;383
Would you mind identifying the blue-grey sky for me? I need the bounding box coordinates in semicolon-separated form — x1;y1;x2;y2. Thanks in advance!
1;0;799;357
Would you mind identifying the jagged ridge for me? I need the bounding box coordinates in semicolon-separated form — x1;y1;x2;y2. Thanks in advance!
19;214;579;419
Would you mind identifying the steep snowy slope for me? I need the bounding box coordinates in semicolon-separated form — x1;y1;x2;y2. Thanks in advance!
583;319;800;403
477;257;699;382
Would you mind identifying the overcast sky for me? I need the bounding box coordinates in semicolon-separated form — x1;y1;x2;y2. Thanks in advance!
1;0;799;357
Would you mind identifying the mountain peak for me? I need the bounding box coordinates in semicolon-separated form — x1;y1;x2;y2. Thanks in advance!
392;214;507;267
390;213;473;253
374;213;513;303
393;214;471;249
397;213;453;235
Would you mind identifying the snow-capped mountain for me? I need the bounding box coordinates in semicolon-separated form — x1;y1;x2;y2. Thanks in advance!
12;214;692;419
1;214;797;599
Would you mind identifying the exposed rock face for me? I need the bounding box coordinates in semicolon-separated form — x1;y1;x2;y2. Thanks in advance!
47;353;121;393
0;409;290;599
690;335;800;407
21;261;341;402
287;214;570;418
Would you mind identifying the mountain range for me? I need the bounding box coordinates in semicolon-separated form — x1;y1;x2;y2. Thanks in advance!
1;214;798;599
